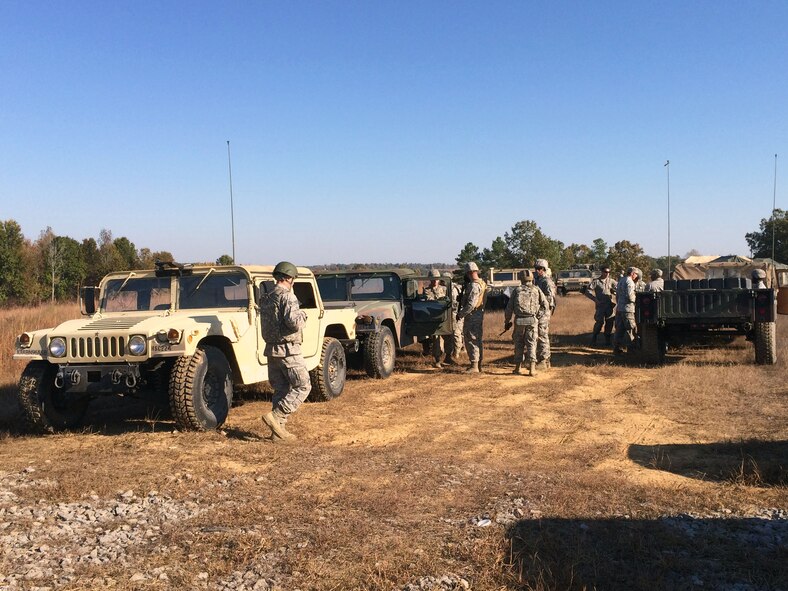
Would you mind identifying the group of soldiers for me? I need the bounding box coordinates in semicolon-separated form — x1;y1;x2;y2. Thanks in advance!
585;266;664;355
256;259;678;442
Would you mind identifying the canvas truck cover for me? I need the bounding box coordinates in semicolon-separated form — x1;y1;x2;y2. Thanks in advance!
672;260;778;288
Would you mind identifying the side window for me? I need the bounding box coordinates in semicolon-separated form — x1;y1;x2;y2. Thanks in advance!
293;282;317;309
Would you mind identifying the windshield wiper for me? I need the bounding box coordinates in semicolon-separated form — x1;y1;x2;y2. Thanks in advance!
191;268;215;294
117;272;136;292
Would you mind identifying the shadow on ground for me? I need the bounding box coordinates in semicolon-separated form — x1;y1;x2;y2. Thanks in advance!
507;516;787;591
629;440;788;487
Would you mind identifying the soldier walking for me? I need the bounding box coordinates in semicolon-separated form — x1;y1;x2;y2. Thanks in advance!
585;265;616;346
423;269;448;368
457;262;486;373
260;261;310;442
534;258;557;369
613;266;640;355
504;270;548;376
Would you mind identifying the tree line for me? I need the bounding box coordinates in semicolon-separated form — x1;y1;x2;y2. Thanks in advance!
1;211;784;307
456;211;787;277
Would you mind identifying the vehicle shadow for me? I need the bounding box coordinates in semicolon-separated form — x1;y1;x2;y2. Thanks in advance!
628;440;788;487
506;515;786;591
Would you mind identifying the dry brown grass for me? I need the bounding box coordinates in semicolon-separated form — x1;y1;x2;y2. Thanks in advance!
1;294;786;590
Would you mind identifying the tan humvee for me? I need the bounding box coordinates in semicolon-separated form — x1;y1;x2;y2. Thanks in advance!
13;262;358;433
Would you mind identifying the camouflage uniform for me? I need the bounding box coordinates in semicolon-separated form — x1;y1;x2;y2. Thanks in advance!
505;278;548;373
534;265;556;365
634;270;646;293
645;277;664;292
260;284;311;423
585;274;616;344
613;270;638;353
458;278;485;369
424;281;448;365
445;279;464;361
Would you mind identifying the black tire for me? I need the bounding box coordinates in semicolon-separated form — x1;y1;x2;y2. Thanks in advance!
754;322;777;365
169;346;233;431
640;324;664;364
17;361;89;434
309;338;346;401
364;326;396;379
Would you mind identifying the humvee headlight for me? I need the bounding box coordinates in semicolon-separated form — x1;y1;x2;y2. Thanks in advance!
48;337;67;358
128;335;147;356
19;333;32;348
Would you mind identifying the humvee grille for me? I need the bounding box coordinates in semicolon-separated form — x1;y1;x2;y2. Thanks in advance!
69;336;127;360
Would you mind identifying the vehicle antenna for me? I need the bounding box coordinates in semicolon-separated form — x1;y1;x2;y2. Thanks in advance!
664;160;671;276
772;154;778;263
227;140;236;264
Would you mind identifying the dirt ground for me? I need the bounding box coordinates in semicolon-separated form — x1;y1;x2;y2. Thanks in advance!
1;296;786;590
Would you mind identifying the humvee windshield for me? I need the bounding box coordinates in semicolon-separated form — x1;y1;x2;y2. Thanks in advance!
317;274;401;302
102;272;249;312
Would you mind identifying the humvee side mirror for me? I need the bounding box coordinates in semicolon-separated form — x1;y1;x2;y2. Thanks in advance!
404;279;418;299
80;286;97;315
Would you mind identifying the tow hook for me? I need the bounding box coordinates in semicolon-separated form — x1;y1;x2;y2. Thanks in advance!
125;373;137;389
54;373;64;389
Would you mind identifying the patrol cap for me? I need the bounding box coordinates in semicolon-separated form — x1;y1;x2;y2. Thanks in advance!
273;261;298;279
428;269;441;278
651;269;663;279
752;268;767;279
517;270;534;283
534;258;549;270
464;262;479;272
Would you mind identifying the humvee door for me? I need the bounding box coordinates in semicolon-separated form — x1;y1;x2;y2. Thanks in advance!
402;276;454;337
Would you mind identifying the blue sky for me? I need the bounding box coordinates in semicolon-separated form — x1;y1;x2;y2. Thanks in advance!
2;1;786;265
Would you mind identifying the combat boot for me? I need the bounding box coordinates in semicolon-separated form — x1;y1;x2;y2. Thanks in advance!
528;362;536;376
262;411;296;441
512;363;522;375
432;360;443;369
465;362;480;374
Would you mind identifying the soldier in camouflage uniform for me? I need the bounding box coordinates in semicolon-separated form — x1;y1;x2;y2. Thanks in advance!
614;266;640;355
504;270;548;376
443;272;464;364
533;258;556;369
645;269;664;292
423;269;448;368
457;262;486;373
260;261;310;442
752;268;767;289
585;265;616;346
634;269;647;293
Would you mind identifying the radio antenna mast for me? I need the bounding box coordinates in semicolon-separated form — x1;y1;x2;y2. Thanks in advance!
227;140;236;264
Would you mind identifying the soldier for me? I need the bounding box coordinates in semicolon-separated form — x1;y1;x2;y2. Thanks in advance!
260;261;310;442
443;272;464;364
585;265;617;346
752;268;767;289
457;262;486;373
613;266;639;355
504;270;548;376
423;269;448;368
634;269;647;292
533;258;556;369
645;269;664;292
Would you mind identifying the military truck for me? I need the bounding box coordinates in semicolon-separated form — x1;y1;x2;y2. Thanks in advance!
555;267;594;296
485;268;529;309
636;259;779;364
315;270;455;378
13;262;358;433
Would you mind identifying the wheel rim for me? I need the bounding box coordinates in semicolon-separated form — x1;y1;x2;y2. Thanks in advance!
327;349;346;390
202;368;223;408
381;335;394;369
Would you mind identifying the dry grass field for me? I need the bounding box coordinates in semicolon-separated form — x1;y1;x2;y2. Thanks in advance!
1;297;786;590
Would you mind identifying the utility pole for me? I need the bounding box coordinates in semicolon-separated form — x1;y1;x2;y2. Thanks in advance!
772;154;778;262
227;140;236;264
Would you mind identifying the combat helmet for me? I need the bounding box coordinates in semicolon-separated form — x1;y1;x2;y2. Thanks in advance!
273;261;298;280
517;270;534;283
534;258;549;270
428;269;441;278
752;268;767;280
